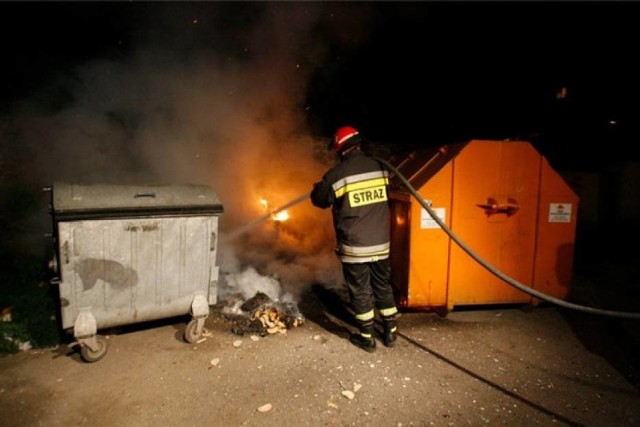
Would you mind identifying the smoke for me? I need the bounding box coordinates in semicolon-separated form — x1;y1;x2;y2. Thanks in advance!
0;3;381;301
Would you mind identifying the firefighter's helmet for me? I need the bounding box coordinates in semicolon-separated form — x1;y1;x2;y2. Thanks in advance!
330;126;360;152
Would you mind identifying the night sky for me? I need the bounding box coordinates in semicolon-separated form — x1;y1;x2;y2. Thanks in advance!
2;1;639;172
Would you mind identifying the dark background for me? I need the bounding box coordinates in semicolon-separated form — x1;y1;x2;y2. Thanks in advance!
2;1;639;171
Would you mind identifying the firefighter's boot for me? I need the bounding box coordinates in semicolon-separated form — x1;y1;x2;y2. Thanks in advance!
382;314;398;348
349;320;376;353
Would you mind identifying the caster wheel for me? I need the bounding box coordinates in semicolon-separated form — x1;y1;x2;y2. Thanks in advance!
184;319;201;343
80;336;108;363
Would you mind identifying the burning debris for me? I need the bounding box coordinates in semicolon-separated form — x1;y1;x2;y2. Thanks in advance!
221;291;305;336
216;194;311;336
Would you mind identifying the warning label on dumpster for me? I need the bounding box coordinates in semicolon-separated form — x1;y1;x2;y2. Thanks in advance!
421;207;446;229
548;203;572;223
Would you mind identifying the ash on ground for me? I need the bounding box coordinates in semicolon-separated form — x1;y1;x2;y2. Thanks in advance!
217;291;305;336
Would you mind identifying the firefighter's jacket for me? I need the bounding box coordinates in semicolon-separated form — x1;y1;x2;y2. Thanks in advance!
311;150;390;263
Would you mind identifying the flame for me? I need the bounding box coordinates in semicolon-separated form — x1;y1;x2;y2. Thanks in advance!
271;210;289;222
259;198;289;222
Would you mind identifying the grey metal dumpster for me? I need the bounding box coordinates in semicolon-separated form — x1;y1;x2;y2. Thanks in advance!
47;182;224;362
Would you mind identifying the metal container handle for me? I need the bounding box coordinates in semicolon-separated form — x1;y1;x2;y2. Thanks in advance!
134;192;156;198
476;197;519;216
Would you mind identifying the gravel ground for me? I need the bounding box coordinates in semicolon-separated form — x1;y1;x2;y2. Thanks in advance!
1;282;639;427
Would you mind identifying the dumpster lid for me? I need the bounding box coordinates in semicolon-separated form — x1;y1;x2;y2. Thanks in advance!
50;182;224;219
387;142;468;192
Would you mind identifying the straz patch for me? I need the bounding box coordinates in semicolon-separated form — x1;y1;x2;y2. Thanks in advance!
348;185;387;207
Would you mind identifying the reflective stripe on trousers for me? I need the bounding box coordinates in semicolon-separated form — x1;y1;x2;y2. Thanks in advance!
342;259;396;318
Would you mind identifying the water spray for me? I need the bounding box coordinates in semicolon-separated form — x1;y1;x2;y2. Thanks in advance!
222;192;310;243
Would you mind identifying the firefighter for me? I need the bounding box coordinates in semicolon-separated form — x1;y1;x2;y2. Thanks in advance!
310;126;398;352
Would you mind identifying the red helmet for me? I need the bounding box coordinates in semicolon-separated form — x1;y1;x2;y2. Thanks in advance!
331;126;359;152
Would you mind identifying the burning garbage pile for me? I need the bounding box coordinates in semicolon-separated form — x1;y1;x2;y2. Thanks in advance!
222;291;304;336
216;266;305;337
215;195;316;336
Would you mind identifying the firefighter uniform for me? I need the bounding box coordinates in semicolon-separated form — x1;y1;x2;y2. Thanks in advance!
311;129;398;352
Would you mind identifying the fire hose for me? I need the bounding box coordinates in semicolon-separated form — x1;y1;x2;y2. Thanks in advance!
374;156;640;320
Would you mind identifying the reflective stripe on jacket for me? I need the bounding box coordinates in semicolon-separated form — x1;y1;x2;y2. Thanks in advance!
311;150;390;263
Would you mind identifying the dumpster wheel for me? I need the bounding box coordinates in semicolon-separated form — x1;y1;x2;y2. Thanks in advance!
184;319;202;343
80;335;108;363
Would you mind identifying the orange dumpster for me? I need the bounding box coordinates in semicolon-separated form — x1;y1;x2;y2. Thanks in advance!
388;140;579;314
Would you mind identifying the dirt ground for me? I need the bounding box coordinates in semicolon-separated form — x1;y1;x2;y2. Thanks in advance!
1;282;639;427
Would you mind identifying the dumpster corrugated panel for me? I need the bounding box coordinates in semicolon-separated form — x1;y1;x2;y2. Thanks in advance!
389;144;465;309
448;141;539;307
406;160;454;308
533;157;579;300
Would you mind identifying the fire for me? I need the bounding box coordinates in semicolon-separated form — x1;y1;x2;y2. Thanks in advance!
271;210;289;222
259;198;289;222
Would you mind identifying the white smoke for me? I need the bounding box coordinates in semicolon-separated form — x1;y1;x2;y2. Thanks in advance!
1;3;381;301
222;266;282;302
